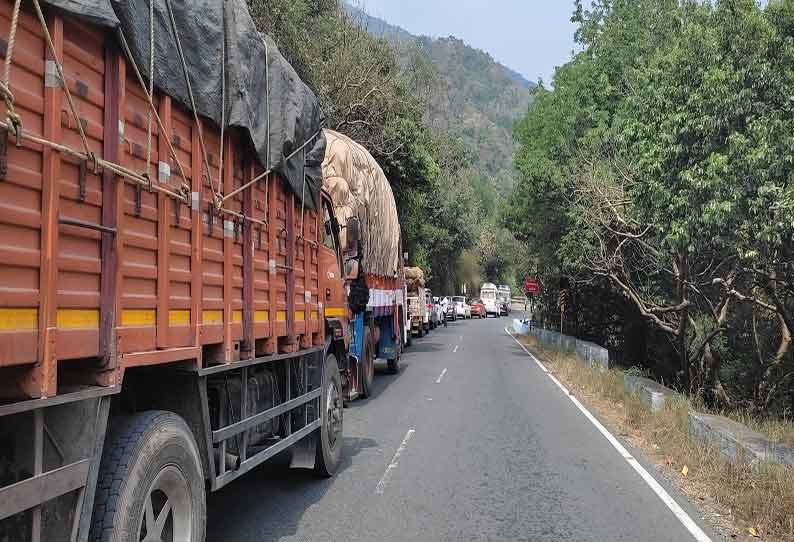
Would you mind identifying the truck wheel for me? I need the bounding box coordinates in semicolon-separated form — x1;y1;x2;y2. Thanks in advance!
89;411;206;542
360;328;375;398
315;353;343;477
387;336;400;374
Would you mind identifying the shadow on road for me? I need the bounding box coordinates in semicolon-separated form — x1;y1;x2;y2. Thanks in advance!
206;435;379;542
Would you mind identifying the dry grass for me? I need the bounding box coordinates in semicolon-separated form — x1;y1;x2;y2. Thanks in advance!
520;335;794;542
735;414;794;450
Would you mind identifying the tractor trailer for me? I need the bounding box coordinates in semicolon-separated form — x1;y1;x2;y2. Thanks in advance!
0;2;358;541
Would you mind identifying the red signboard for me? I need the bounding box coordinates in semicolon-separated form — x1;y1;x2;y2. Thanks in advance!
524;278;540;294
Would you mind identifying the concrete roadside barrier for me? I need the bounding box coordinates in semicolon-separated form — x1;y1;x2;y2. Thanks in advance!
517;326;794;471
623;374;677;413
688;412;794;468
523;326;610;370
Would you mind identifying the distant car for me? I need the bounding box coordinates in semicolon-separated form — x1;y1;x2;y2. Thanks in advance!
452;296;471;319
470;299;486;318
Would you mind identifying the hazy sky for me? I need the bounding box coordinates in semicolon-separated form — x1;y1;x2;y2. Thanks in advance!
353;0;579;84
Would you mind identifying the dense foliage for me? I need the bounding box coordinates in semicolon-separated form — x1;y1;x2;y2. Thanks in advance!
249;0;532;295
508;0;794;414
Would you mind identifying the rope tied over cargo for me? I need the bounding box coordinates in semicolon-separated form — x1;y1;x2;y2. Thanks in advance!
220;131;321;206
116;29;191;196
0;1;191;203
2;0;23;143
163;0;223;207
1;0;316;231
32;0;93;161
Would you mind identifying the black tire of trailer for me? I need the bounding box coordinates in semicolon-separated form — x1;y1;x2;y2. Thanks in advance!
387;332;400;374
360;327;374;398
315;352;343;477
89;411;206;542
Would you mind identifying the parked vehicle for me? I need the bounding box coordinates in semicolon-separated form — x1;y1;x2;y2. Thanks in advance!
406;268;430;336
470;299;486;318
452;296;471;319
498;285;512;316
322;130;407;396
0;4;351;540
480;283;501;317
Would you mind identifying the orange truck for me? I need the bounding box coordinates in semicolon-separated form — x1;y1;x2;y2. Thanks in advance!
0;2;357;541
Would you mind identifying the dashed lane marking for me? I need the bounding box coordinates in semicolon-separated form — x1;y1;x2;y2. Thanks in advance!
375;429;416;495
436;368;448;384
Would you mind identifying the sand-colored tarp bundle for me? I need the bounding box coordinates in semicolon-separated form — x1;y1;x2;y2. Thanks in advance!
322;129;401;278
404;267;425;292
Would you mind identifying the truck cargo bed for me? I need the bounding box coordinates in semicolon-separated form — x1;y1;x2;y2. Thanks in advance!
0;3;325;401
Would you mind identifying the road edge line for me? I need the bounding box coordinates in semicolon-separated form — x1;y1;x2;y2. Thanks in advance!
504;327;712;542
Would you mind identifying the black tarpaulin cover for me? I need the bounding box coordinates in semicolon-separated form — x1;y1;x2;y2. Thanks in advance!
43;0;324;208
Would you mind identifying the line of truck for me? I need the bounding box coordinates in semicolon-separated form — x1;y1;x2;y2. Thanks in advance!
0;2;417;541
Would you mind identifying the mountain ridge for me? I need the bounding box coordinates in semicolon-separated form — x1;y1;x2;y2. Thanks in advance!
344;2;535;195
344;4;534;89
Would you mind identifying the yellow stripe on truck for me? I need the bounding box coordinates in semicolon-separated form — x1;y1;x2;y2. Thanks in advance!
0;308;38;330
169;310;191;326
254;310;269;322
121;309;156;327
202;310;224;324
324;307;346;318
58;309;99;329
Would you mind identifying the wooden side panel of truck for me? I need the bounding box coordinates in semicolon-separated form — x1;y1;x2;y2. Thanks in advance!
0;4;350;541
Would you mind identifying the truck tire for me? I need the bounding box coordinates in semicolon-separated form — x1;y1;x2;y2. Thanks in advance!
387;332;400;374
315;353;343;477
360;328;375;398
89;411;206;542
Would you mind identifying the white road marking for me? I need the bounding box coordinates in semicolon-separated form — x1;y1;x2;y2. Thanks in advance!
504;328;712;542
435;368;448;384
453;345;459;353
376;429;415;495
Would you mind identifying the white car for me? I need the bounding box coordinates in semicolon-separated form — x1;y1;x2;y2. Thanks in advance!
452;296;471;319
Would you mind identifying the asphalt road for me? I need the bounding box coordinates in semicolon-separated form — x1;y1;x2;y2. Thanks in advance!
206;313;718;542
